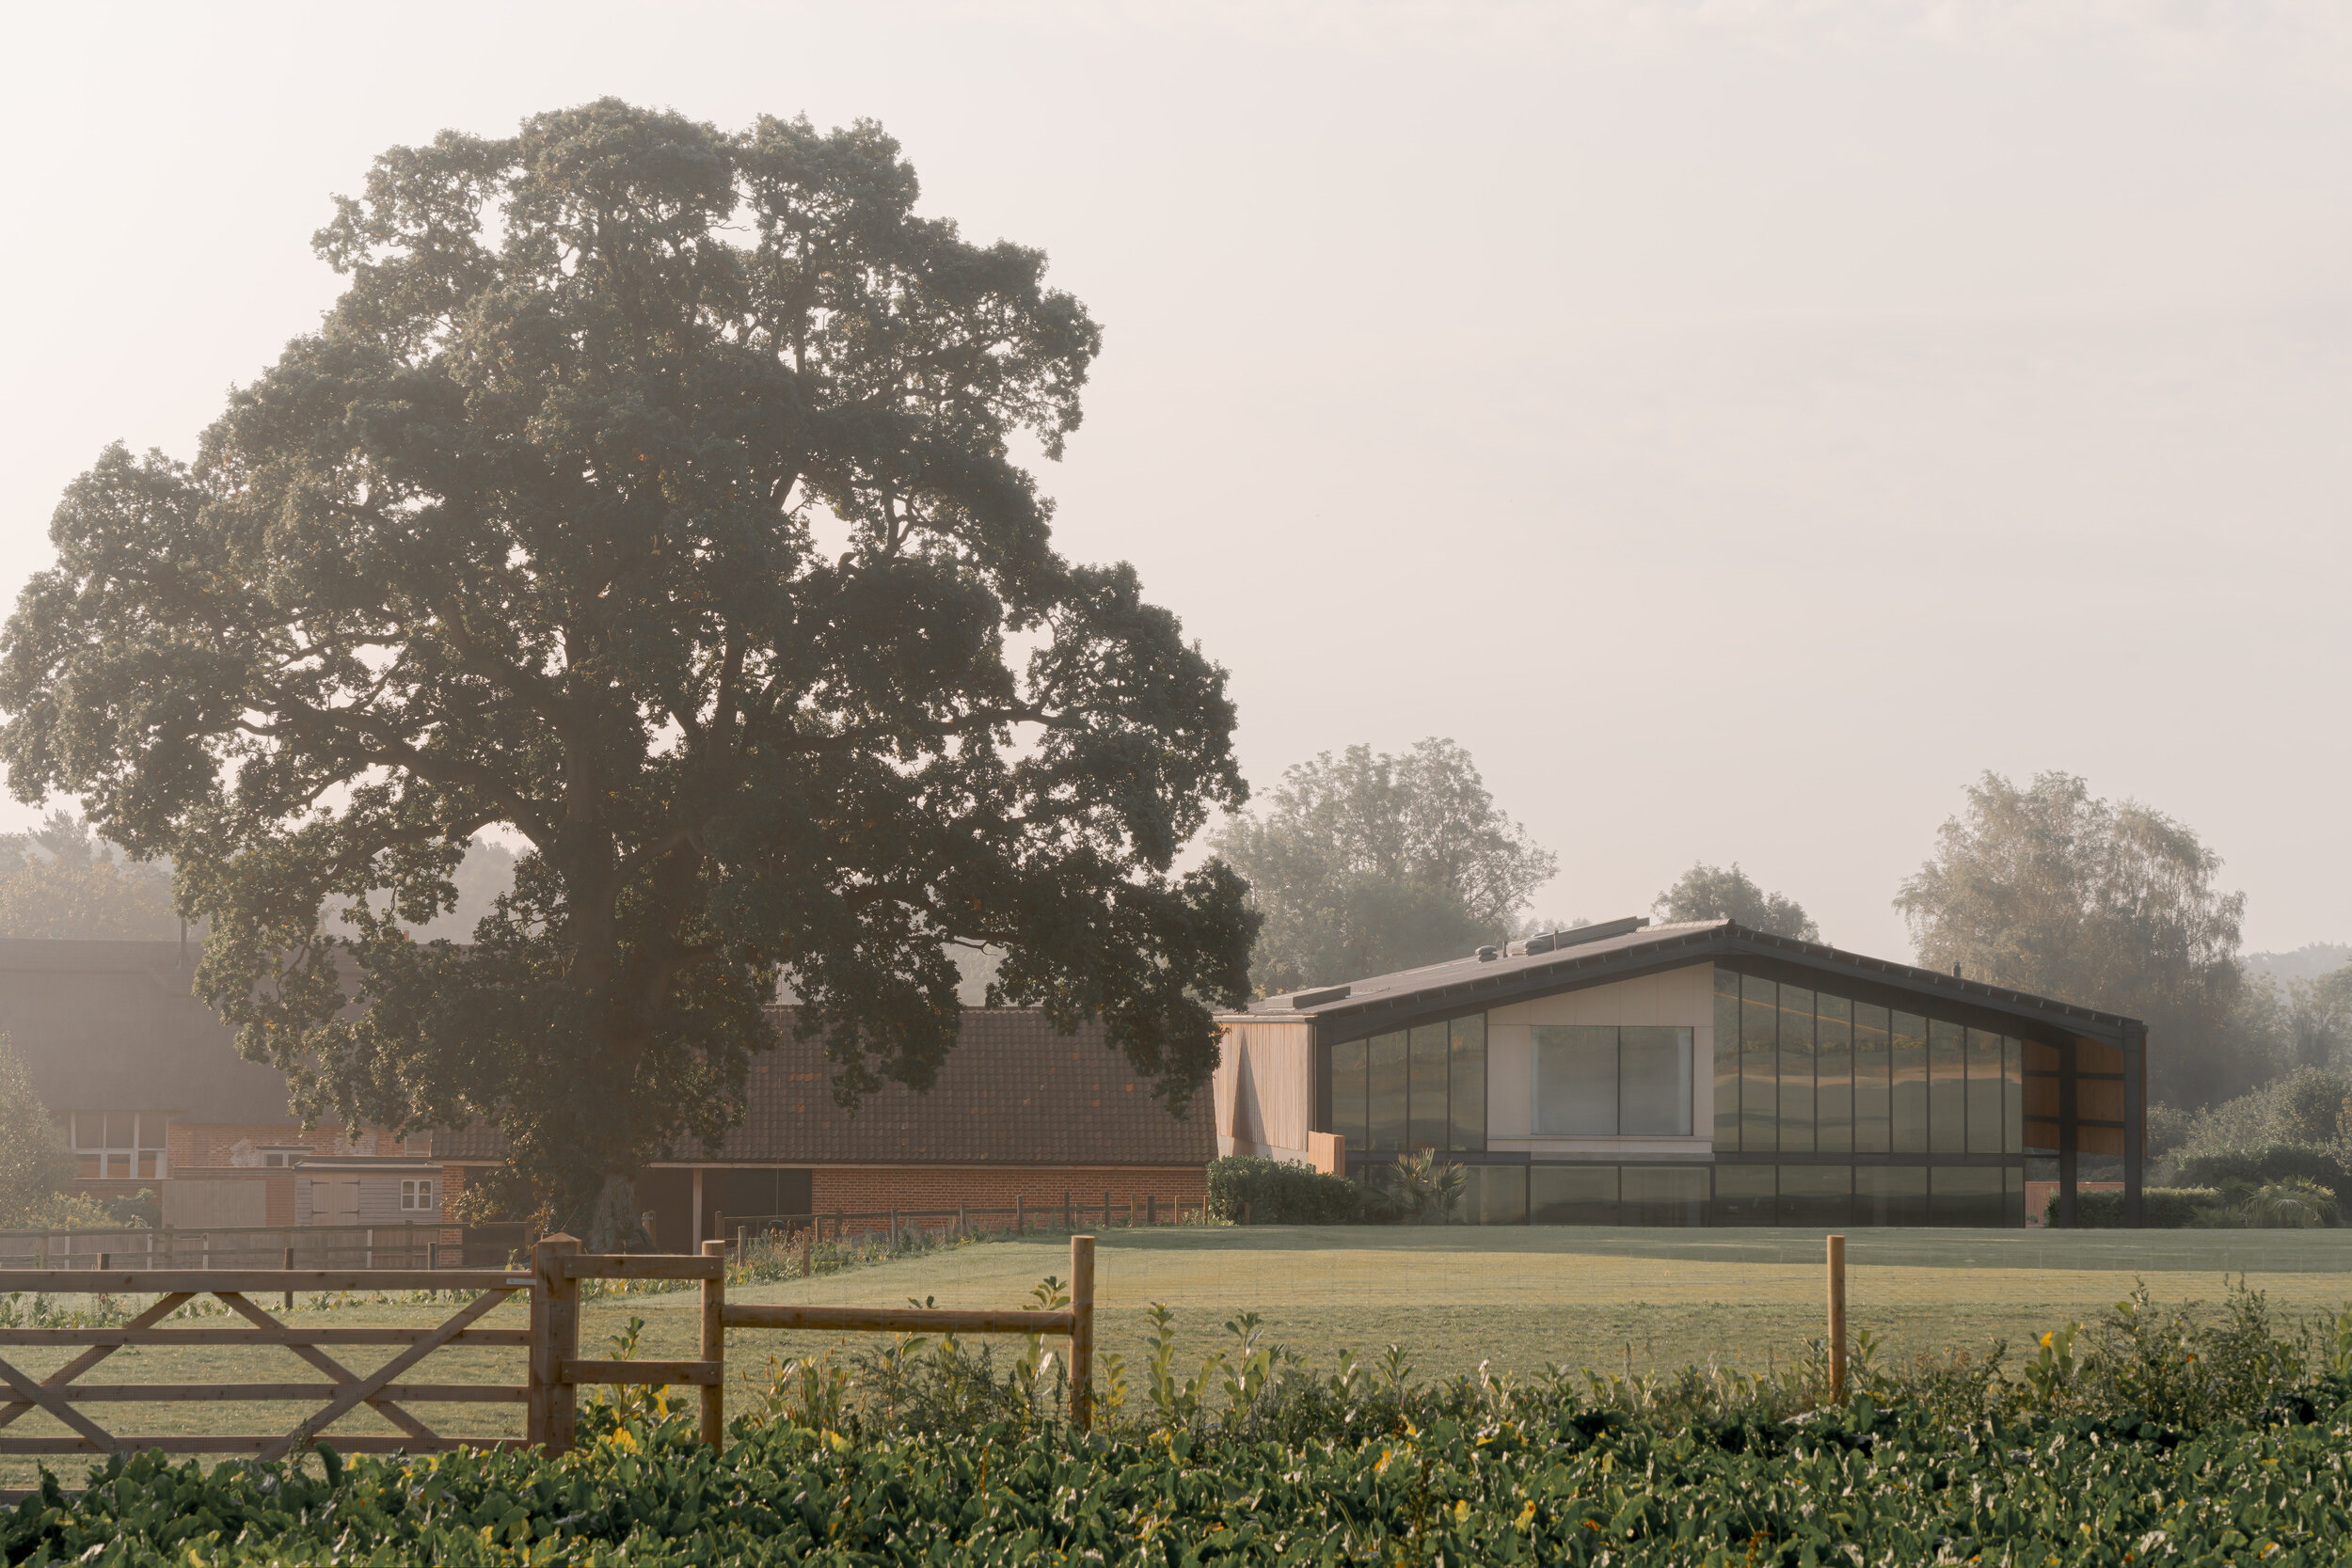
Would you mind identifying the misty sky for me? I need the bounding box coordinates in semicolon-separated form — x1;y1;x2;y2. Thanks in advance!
4;2;2346;960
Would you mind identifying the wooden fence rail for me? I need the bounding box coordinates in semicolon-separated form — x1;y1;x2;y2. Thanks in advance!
0;1231;1103;1483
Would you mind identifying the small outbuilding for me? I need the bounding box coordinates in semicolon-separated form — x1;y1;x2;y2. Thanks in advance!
1214;917;2146;1227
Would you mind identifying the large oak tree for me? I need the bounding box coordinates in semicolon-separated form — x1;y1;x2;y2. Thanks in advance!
0;102;1254;1242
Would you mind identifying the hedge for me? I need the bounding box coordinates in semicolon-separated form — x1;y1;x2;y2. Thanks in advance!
2177;1143;2352;1206
2044;1185;2218;1228
1205;1156;1388;1224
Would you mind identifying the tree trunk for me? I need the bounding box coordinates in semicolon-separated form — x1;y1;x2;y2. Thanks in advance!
580;1171;649;1254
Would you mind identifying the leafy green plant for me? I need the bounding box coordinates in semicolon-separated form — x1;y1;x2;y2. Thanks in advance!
1205;1155;1391;1224
1385;1148;1468;1223
2243;1178;2342;1228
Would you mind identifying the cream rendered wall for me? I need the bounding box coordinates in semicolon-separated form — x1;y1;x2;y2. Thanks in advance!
1486;962;1717;1159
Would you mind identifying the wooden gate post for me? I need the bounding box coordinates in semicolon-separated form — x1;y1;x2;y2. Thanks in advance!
700;1239;727;1449
1068;1233;1095;1433
530;1232;581;1452
1826;1233;1848;1405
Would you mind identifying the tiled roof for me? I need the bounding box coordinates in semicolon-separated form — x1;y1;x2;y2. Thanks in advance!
435;1006;1212;1166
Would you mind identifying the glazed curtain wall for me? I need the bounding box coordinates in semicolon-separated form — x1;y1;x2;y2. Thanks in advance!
1430;1162;2026;1227
1712;969;2025;1157
1329;1014;1487;1153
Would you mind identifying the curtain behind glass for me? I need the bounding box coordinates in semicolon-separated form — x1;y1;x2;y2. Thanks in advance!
1408;1023;1450;1150
1368;1031;1408;1150
1620;1027;1693;1135
1534;1025;1617;1134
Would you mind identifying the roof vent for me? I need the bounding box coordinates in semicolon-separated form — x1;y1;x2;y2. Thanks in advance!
1523;932;1558;955
1290;985;1351;1008
1526;916;1651;958
1475;945;1500;962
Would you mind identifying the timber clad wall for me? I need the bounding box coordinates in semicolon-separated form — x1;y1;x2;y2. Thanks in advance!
1213;1021;1313;1162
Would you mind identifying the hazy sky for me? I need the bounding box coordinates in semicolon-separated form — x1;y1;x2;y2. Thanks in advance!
4;1;2347;960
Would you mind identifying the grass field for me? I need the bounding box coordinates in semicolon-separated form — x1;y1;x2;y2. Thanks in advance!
5;1225;2349;1485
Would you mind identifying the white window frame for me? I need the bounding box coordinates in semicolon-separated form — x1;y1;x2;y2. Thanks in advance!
400;1178;437;1212
69;1112;168;1180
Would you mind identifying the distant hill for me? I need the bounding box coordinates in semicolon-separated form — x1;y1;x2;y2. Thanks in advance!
2242;943;2351;986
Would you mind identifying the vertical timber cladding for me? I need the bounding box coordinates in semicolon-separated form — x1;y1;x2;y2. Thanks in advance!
1213;1019;1315;1161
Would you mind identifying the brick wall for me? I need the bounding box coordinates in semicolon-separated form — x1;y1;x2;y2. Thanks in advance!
170;1123;415;1170
806;1164;1205;1227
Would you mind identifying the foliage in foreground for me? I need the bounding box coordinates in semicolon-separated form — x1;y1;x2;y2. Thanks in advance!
11;1281;2352;1564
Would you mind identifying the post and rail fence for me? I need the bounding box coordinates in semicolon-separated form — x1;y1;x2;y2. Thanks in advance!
0;1232;1100;1492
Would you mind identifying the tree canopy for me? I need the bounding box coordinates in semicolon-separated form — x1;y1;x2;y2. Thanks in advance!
0;102;1253;1242
1208;738;1555;994
1652;863;1820;942
0;1035;77;1228
1895;770;2247;1106
0;810;179;941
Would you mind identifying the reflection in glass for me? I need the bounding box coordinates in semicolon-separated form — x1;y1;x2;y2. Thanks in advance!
1966;1027;2003;1154
2002;1037;2024;1156
1931;1165;2003;1227
1463;1163;1526;1225
2004;1165;2026;1227
1408;1023;1450;1149
1741;975;1778;1152
1449;1015;1487;1151
1817;994;1853;1155
1778;986;1816;1154
1331;1037;1368;1150
1929;1020;1966;1154
1368;1031;1408;1150
1713;1164;1775;1227
1856;1164;1928;1226
1714;969;1742;1151
1778;1164;1851;1227
1531;1164;1617;1224
1534;1026;1617;1135
1621;1027;1694;1136
1621;1165;1708;1226
1854;1003;1891;1154
1891;1012;1929;1152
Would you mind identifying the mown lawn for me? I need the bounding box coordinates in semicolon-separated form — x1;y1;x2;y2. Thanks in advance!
5;1224;2348;1488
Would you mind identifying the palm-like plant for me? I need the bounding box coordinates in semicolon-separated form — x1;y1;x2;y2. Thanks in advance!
2240;1178;2341;1229
1388;1149;1469;1224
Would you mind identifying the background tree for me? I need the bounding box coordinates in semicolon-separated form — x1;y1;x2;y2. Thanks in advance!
1895;770;2248;1106
0;102;1253;1245
1652;862;1820;942
0;1035;77;1228
0;810;178;940
1209;738;1556;994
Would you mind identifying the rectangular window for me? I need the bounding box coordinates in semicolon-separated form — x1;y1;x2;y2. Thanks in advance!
1367;1032;1408;1151
1620;1027;1694;1136
1462;1163;1526;1225
1929;1020;1967;1154
1777;1164;1851;1228
1930;1166;2004;1227
1331;1038;1369;1150
1856;1165;1928;1227
1713;968;1741;1151
1965;1028;2004;1154
400;1179;436;1212
1816;994;1853;1155
1407;1022;1451;1150
1778;985;1816;1154
1533;1026;1618;1134
1853;1003;1891;1154
1740;975;1778;1152
71;1112;168;1180
1621;1165;1708;1226
1712;1164;1776;1226
1448;1015;1487;1151
1890;1012;1930;1153
2003;1037;2024;1156
1531;1164;1617;1224
2005;1165;2026;1227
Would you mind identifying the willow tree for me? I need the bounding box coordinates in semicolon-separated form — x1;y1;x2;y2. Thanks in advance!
0;102;1253;1243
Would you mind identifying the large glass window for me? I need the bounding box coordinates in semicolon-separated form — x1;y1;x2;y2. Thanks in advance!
1713;1164;1776;1227
1741;975;1778;1152
1857;1165;1929;1227
1966;1027;2004;1154
1331;1037;1368;1150
1367;1031;1408;1151
1713;969;1742;1151
2002;1036;2024;1156
1534;1026;1693;1136
1449;1016;1487;1151
1931;1166;2004;1227
1929;1020;1967;1155
1778;985;1815;1154
1778;1164;1851;1228
1890;1012;1929;1153
1622;1165;1708;1226
1462;1163;1526;1225
1816;994;1853;1155
1408;1023;1451;1150
1853;1003;1891;1154
1531;1164;1617;1224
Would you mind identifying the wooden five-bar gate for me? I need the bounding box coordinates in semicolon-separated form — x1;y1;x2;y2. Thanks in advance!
0;1233;1097;1472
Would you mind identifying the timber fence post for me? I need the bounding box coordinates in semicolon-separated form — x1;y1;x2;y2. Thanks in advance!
282;1246;294;1310
1068;1233;1095;1434
1015;1196;1025;1235
1826;1234;1848;1406
700;1239;727;1449
1061;1191;1071;1232
530;1232;581;1453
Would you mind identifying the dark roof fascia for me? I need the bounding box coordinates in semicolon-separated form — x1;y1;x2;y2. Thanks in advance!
1298;925;2140;1049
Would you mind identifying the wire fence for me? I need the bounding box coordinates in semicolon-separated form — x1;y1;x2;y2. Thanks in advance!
0;1222;531;1272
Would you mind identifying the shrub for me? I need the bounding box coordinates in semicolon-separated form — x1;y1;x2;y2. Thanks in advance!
1205;1156;1389;1224
2243;1178;2342;1228
2045;1186;2219;1227
2178;1142;2352;1209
